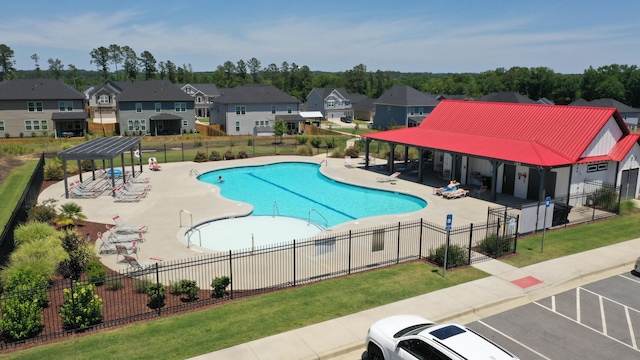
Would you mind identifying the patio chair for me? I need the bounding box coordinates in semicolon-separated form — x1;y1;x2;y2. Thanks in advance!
114;190;142;202
127;175;150;183
106;226;146;243
472;186;488;199
98;232;137;254
376;172;401;182
344;156;356;168
123;255;156;274
442;189;469;199
115;244;138;261
69;186;100;198
112;215;148;234
433;180;460;195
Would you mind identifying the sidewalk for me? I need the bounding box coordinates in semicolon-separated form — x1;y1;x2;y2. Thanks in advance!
190;238;640;360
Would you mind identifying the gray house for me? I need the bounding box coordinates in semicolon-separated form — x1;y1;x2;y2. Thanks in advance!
116;80;195;136
85;80;131;125
351;94;376;122
0;78;86;138
372;85;440;129
305;88;353;121
209;84;302;135
179;83;221;118
572;98;640;131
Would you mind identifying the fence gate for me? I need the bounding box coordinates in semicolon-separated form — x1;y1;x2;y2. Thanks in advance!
479;206;520;262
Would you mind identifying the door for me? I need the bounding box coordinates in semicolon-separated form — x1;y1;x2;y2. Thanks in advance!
527;168;557;200
502;164;516;195
620;168;639;200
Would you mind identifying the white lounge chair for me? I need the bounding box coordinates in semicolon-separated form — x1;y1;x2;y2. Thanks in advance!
112;215;148;234
106;227;146;243
344;156;356;168
114;190;142;202
376;172;401;182
115;244;139;261
123;255;157;274
98;232;137;255
442;189;469;199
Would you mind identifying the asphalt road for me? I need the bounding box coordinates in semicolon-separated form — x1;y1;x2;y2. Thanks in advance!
332;271;640;360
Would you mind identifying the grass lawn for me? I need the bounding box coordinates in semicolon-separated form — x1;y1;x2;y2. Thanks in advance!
504;211;640;267
4;262;486;360
0;160;38;228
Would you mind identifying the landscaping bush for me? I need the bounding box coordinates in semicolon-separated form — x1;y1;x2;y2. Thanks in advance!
0;291;43;341
344;146;360;158
310;137;323;148
193;151;208;162
223;150;235;160
209;150;222;161
329;148;345;158
595;187;619;211
2;267;49;307
237;150;248;159
80;160;94;171
133;278;152;294
296;145;314;156
60;282;103;330
171;279;199;301
477;233;512;257
4;133;9;138
57;230;93;279
14;221;60;246
146;283;167;309
211;276;230;298
104;277;123;291
85;260;106;286
27;198;58;223
44;161;64;181
247;138;253;146
296;135;309;145
324;137;336;149
427;244;468;269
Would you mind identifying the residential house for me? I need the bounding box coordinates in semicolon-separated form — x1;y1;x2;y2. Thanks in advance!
372;85;440;129
351;94;376;122
85;80;131;126
179;83;221;118
209;84;303;135
116;80;195;136
364;100;640;204
305;88;353;121
476;91;537;104
0;78;87;138
571;98;640;131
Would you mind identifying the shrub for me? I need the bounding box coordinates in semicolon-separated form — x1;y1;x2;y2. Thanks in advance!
4;133;9;138
330;148;345;158
57;231;93;279
310;137;323;148
44;161;64;181
171;279;199;301
28;199;58;223
296;145;314;156
60;282;103;330
296;135;309;145
247;138;253;146
169;280;182;295
345;146;360;158
80;160;94;171
324;137;336;149
209;150;222;161
146;283;167;309
104;277;123;291
193;151;208;162
237;150;248;159
2;268;49;308
194;140;203;147
477;234;512;257
19;132;24;138
0;292;43;341
133;278;152;294
14;221;60;246
595;187;618;211
223;150;235;160
31;132;37;137
85;260;106;286
619;199;639;214
211;276;230;298
428;244;468;269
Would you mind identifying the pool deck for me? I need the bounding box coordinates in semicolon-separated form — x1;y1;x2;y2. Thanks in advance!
38;154;493;272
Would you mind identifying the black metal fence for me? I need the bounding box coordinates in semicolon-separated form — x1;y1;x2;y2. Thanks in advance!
0;153;45;266
0;215;519;349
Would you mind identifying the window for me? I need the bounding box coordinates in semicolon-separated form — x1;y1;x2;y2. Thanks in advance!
587;163;608;173
196;96;202;103
135;103;143;113
99;95;110;104
25;120;32;131
264;120;269;126
174;102;186;112
0;121;4;131
235;106;246;115
345;100;351;106
287;106;292;114
127;119;147;131
28;101;43;112
327;99;335;107
419;107;424;115
235;121;240;132
41;120;48;130
58;101;73;111
155;103;161;113
271;105;276;114
182;120;189;127
255;121;260;126
409;107;415;115
387;106;391;114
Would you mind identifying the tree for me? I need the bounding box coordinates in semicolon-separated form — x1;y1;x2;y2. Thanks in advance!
66;64;80;90
89;46;110;80
236;59;247;84
263;63;281;86
47;58;64;80
274;119;287;143
248;57;261;83
342;64;368;94
31;53;42;78
165;60;177;83
139;51;157;80
108;44;123;80
122;46;138;81
55;202;87;229
0;44;17;80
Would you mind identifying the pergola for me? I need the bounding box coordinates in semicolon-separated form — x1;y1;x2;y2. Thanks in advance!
57;137;144;198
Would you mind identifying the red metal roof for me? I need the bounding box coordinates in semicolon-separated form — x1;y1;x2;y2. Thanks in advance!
363;100;634;167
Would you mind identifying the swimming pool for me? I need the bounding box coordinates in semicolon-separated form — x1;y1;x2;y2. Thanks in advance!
189;162;426;252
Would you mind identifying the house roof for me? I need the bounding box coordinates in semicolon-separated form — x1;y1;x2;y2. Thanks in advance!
363;100;633;167
276;114;305;122
582;98;640;113
51;112;87;120
150;113;183;121
476;91;537;104
212;84;300;104
116;80;193;102
180;83;220;96
0;78;85;100
308;88;350;100
375;85;440;107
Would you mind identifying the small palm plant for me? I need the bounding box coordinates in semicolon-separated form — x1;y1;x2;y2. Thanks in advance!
55;202;87;229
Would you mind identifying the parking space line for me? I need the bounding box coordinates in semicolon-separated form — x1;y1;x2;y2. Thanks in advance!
576;287;581;323
600;295;607;335
534;301;639;352
620;274;640;285
626;306;637;349
477;320;553;360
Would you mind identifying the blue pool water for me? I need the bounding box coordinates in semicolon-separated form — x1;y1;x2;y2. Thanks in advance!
198;162;426;227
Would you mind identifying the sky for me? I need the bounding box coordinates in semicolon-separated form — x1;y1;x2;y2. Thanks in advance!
2;0;639;75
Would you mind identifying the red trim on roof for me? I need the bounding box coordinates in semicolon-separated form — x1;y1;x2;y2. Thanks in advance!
363;100;626;167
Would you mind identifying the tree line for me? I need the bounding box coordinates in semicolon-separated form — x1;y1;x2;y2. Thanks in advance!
1;43;639;107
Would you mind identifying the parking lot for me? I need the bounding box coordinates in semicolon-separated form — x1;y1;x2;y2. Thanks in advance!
467;271;640;359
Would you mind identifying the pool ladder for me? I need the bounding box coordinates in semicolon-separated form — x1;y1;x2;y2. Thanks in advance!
273;202;279;217
308;209;328;228
180;209;201;248
190;169;200;177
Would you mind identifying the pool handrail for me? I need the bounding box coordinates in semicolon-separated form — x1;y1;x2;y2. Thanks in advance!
273;201;279;217
190;169;200;177
308;209;328;228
